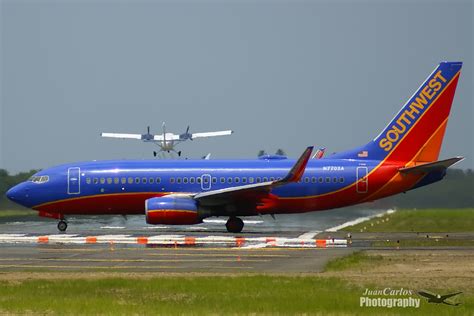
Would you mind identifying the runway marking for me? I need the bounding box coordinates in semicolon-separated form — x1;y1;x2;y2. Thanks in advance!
0;234;348;248
325;209;396;232
0;264;255;270
0;258;270;263
297;230;322;239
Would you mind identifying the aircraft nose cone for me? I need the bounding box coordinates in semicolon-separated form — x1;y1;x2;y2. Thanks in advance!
6;185;22;202
6;186;17;201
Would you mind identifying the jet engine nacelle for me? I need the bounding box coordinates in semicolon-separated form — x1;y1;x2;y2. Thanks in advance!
145;196;202;225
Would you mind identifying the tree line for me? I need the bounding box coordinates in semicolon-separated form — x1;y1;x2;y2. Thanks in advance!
0;168;472;210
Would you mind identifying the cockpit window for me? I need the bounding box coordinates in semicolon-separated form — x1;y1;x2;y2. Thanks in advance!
29;176;49;184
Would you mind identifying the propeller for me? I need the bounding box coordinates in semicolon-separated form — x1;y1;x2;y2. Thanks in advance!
180;125;193;140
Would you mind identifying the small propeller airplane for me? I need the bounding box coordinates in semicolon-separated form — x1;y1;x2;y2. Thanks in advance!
101;123;233;157
418;290;462;305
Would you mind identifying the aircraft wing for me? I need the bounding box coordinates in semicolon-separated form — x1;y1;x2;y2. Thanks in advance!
153;134;180;141
191;130;233;139
101;133;142;140
194;147;313;206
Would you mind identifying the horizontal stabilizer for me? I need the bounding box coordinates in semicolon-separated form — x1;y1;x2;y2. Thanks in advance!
399;157;464;174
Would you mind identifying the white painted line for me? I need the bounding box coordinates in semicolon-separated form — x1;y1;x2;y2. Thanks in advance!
325;209;396;232
0;234;347;248
297;230;321;239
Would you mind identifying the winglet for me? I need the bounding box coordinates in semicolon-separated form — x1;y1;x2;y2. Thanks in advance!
280;146;313;183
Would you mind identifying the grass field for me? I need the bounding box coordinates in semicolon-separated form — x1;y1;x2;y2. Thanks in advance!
0;208;472;314
324;251;384;272
0;274;471;315
372;239;474;247
0;209;36;218
343;208;474;232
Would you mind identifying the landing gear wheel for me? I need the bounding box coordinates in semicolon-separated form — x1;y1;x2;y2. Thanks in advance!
57;220;68;232
226;217;244;233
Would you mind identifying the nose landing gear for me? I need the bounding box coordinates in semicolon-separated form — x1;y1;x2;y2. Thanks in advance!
57;220;68;232
226;217;244;233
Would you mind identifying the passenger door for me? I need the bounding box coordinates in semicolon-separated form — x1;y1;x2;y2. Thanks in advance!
67;167;81;194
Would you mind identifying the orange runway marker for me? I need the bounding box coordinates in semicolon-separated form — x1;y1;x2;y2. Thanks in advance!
86;237;97;244
137;237;148;244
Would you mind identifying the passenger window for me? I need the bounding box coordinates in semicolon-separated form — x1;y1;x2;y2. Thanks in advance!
203;177;209;184
234;177;240;183
128;177;133;184
190;177;195;184
183;178;188;184
135;177;140;184
242;178;247;183
339;177;344;183
325;177;331;183
93;178;99;184
228;177;233;184
263;177;268;182
177;178;181;184
100;178;105;184
220;177;225;184
312;177;317;183
270;177;275;181
86;178;91;184
170;178;175;184
319;177;323;183
249;177;254;184
333;177;338;183
107;178;112;184
142;178;147;184
212;177;217;184
121;177;126;184
197;178;201;184
256;177;261;183
304;177;310;183
156;178;161;184
114;177;119;184
149;178;154;184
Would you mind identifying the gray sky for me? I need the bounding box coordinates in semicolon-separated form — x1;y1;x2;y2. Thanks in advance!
1;0;473;173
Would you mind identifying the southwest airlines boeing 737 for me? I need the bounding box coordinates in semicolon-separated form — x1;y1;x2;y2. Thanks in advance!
6;62;463;233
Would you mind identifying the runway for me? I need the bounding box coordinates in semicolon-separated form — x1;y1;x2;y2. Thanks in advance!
0;244;354;273
1;209;472;274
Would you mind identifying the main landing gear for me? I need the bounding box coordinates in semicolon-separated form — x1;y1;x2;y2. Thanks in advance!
57;220;68;232
226;217;244;233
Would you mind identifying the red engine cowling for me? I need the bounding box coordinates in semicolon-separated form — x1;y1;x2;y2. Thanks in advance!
145;196;201;225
